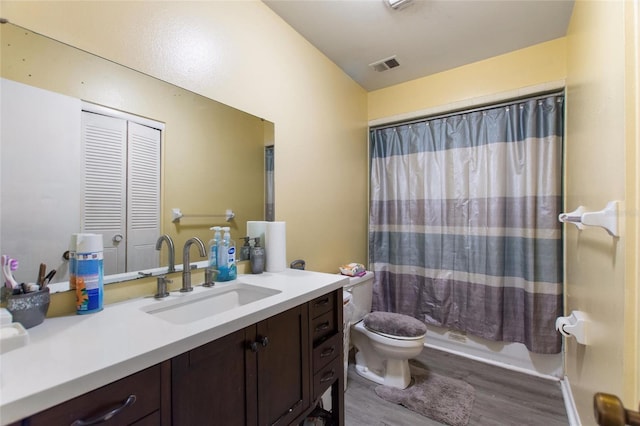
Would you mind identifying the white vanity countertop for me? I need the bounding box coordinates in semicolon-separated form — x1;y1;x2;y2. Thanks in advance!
0;269;348;425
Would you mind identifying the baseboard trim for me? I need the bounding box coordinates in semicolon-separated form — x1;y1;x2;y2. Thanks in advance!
560;376;581;425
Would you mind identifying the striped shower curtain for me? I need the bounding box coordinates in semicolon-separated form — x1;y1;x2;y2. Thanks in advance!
369;94;564;354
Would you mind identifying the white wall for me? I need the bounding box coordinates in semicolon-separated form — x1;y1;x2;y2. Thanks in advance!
0;78;81;282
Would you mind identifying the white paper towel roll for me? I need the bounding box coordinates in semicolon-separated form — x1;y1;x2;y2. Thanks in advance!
247;221;268;247
265;221;286;272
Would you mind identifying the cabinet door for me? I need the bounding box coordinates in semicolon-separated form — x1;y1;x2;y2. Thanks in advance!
171;328;256;425
256;304;310;426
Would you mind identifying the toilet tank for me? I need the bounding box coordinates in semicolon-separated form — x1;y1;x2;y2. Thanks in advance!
343;271;374;323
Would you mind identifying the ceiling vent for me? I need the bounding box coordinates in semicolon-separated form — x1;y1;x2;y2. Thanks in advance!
369;56;400;72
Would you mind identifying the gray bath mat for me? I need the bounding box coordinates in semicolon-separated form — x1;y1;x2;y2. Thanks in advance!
374;370;475;426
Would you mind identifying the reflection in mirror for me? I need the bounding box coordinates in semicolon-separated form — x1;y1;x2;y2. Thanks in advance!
0;23;273;288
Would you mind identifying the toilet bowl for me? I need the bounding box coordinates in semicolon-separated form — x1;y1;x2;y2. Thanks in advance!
343;272;426;390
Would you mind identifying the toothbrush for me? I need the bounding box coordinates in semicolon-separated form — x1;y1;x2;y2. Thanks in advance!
2;255;19;289
1;255;9;287
3;259;17;288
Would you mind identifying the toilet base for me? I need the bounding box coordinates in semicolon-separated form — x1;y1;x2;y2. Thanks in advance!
354;352;412;389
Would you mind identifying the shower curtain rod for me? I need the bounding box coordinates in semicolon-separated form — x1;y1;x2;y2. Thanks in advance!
370;89;565;131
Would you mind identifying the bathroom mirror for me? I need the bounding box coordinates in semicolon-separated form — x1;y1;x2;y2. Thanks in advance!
0;22;274;288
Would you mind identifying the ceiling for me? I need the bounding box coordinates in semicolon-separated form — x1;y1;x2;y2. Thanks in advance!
263;0;575;91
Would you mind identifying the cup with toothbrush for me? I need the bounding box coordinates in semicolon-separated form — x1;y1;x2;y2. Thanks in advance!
2;255;50;328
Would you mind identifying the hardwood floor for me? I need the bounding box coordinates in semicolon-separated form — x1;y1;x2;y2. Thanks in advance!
344;346;569;425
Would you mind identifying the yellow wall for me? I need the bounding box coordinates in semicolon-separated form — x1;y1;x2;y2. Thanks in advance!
565;0;639;422
4;1;638;422
627;0;640;404
368;37;566;121
366;18;635;422
0;1;369;273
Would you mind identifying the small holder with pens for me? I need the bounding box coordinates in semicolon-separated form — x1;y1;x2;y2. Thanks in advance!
5;287;50;329
1;257;53;328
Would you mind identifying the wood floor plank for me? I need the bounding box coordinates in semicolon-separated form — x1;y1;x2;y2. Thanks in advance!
344;346;569;425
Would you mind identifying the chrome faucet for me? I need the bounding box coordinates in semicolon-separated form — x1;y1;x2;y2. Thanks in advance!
181;237;206;292
155;234;176;273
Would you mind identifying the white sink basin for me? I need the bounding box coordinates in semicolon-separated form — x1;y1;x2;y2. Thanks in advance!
141;283;281;324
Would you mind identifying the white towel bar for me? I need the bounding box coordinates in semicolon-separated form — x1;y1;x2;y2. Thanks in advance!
171;208;235;223
558;201;619;237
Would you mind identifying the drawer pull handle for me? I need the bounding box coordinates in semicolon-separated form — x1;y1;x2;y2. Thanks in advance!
70;394;137;426
315;322;330;332
259;336;269;347
320;370;335;383
314;297;330;307
320;346;335;358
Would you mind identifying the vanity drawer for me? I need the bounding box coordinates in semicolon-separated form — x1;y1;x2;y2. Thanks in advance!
310;292;335;319
313;356;342;400
131;410;162;425
27;364;162;426
313;332;341;371
311;310;336;343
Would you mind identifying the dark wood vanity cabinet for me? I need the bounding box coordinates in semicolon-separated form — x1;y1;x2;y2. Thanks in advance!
171;328;253;425
24;363;170;426
16;289;343;426
255;304;311;425
171;303;311;426
308;290;344;425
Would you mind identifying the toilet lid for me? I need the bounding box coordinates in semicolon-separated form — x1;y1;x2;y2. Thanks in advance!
363;311;427;338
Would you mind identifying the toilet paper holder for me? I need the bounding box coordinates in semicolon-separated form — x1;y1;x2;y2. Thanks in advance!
555;311;589;345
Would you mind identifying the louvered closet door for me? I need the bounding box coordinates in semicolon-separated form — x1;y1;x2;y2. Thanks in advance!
126;122;161;272
81;111;127;275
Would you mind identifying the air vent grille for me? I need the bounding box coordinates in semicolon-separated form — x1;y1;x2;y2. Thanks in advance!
370;56;400;72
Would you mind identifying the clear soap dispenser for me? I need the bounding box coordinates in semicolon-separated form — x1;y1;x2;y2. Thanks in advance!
250;237;265;274
218;227;236;281
240;236;251;261
208;226;222;270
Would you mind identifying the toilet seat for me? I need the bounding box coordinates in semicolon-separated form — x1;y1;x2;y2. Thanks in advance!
365;326;426;341
363;311;427;338
353;321;425;349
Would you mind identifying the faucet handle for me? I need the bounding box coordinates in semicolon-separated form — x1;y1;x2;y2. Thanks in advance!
203;268;218;287
154;275;172;299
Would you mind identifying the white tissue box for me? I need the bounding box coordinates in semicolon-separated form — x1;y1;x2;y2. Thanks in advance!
0;322;29;354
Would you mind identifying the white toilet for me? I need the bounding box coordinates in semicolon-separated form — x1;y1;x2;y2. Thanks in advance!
343;272;427;389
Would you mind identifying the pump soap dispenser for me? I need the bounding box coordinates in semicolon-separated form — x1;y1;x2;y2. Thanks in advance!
208;227;222;270
218;227;237;281
240;236;251;261
250;237;265;274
